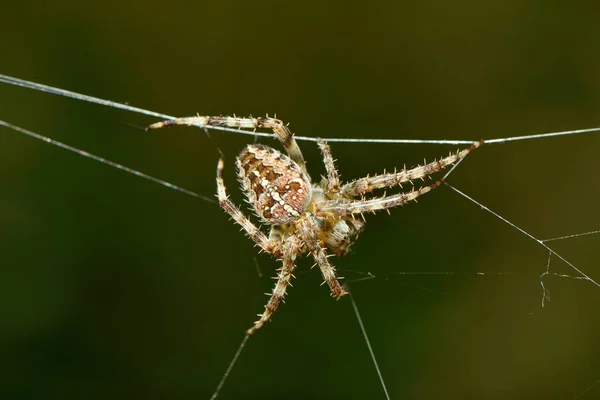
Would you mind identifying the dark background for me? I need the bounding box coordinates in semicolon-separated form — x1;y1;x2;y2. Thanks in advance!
1;1;600;399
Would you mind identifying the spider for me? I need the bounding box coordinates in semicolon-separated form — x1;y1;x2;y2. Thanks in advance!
148;116;481;335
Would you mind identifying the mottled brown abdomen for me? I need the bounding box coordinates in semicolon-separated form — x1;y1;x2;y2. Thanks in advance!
236;144;312;225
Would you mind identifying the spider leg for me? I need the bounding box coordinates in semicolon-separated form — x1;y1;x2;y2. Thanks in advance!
148;115;308;176
318;180;444;216
247;236;300;335
316;138;340;194
217;158;281;257
340;140;482;197
298;217;347;298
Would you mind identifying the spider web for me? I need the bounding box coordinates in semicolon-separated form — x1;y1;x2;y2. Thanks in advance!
1;74;599;400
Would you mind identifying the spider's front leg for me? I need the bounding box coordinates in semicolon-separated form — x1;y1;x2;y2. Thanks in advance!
148;115;308;177
247;236;301;334
216;158;281;257
341;140;482;197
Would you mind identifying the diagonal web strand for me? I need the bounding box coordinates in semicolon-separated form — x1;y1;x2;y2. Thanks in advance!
0;119;216;204
0;74;468;144
541;230;600;243
0;75;275;140
210;333;250;400
444;183;600;289
572;379;600;400
2;73;600;145
0;75;174;120
349;290;391;400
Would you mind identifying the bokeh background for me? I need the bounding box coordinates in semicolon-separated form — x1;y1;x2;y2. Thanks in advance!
1;1;600;399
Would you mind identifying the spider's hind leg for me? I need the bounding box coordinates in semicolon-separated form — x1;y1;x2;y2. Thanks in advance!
216;158;281;256
248;236;301;334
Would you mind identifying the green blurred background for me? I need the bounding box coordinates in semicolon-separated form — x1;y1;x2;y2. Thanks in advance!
1;1;600;399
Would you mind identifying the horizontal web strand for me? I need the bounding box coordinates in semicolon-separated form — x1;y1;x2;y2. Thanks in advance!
2;73;599;145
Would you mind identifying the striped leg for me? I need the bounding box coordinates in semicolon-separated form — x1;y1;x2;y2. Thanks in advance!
317;138;340;194
319;180;444;217
298;217;347;299
341;140;482;197
247;236;301;334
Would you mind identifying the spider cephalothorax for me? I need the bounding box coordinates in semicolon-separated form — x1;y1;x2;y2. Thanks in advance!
148;116;481;334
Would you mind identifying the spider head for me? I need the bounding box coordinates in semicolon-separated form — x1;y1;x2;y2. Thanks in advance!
237;144;312;225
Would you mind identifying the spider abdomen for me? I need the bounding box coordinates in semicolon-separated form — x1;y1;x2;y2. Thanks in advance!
236;144;312;225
